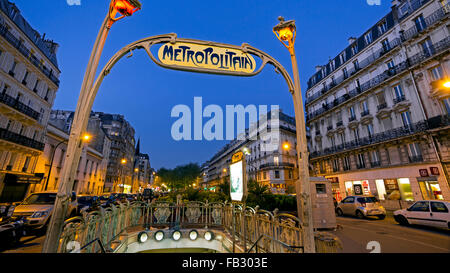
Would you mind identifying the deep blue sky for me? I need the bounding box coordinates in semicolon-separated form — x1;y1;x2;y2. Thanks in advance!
15;0;391;169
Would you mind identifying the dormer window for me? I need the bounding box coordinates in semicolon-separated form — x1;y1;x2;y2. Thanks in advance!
378;20;388;34
364;32;373;45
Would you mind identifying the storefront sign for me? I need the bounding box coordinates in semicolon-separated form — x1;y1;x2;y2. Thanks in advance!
158;42;256;74
419;169;429;177
430;167;439;176
353;184;363;195
231;151;244;163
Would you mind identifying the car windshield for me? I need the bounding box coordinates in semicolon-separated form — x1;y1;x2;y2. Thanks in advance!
357;197;378;203
22;193;56;205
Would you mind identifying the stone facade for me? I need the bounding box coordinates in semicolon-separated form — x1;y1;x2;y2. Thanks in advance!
305;0;450;202
0;0;60;203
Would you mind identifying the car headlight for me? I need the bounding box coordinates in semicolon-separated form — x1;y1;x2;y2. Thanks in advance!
31;210;50;218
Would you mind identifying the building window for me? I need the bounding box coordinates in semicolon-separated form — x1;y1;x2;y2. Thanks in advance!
386;59;395;69
9;61;17;77
343;156;351;171
401;111;412;127
351;44;358;56
429;65;444;81
414;15;427;32
378;19;388;34
442;98;450;115
353;60;360;71
349;106;356;120
370;150;380;166
316;183;327;194
338;132;345;144
393;84;405;102
364;32;373;45
357;153;366;169
332;159;339;172
381;39;390;52
339;52;346;64
352;127;360;141
366;124;374;137
408;142;422;160
288;170;293;179
343;67;348;79
273;156;279;165
33;80;39;93
420;38;434;56
275;170;280;179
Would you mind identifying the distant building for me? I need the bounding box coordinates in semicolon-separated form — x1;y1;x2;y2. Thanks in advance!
48;110;137;193
31;122;111;195
305;0;449;202
203;110;298;194
0;0;60;202
133;138;152;193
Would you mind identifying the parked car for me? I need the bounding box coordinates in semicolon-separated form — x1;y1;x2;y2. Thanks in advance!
77;195;101;214
0;216;25;248
336;195;386;219
11;191;78;235
394;200;450;229
98;194;115;208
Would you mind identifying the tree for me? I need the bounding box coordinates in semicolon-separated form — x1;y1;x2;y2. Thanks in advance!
156;163;201;190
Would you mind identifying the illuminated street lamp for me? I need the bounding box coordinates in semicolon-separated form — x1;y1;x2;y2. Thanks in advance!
283;142;290;151
121;158;127;164
274;16;315;253
42;1;142;253
443;80;450;89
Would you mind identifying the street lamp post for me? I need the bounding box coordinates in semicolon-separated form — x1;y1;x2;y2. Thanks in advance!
44;134;92;191
41;0;141;253
273;17;315;253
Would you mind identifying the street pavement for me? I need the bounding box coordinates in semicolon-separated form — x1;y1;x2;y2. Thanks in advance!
1;212;449;253
331;212;450;253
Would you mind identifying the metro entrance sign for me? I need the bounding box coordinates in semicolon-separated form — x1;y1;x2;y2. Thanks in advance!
44;32;315;252
158;42;256;74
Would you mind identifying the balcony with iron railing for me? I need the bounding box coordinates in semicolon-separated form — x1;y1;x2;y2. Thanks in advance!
361;110;370;117
0;127;44;151
305;3;446;106
259;162;295;169
306;37;450;123
336;121;344;127
0;92;40;120
401;3;449;41
305;38;402;105
309;116;449;159
0;24;60;87
393;94;406;104
377;102;388;111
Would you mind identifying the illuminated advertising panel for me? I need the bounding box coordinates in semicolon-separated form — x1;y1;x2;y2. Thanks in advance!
230;160;244;202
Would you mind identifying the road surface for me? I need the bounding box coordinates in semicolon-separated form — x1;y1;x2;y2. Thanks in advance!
331;213;450;253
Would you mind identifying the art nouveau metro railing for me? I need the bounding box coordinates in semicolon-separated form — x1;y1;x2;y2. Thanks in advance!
57;201;342;253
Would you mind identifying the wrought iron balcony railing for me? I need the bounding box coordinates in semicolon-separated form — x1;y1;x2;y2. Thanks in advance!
309;116;448;159
0;24;60;87
393;95;406;104
306;37;450;123
0;92;40;120
361;110;370;117
305;38;402;104
0;127;44;151
377;103;388;111
401;3;449;41
260;162;295;169
305;2;446;105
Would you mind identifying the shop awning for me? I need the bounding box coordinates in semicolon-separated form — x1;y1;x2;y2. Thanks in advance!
4;173;44;184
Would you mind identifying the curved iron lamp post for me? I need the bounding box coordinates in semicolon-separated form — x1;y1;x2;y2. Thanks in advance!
42;0;141;253
273;16;315;253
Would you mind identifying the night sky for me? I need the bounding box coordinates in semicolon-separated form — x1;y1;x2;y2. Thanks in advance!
15;0;391;169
